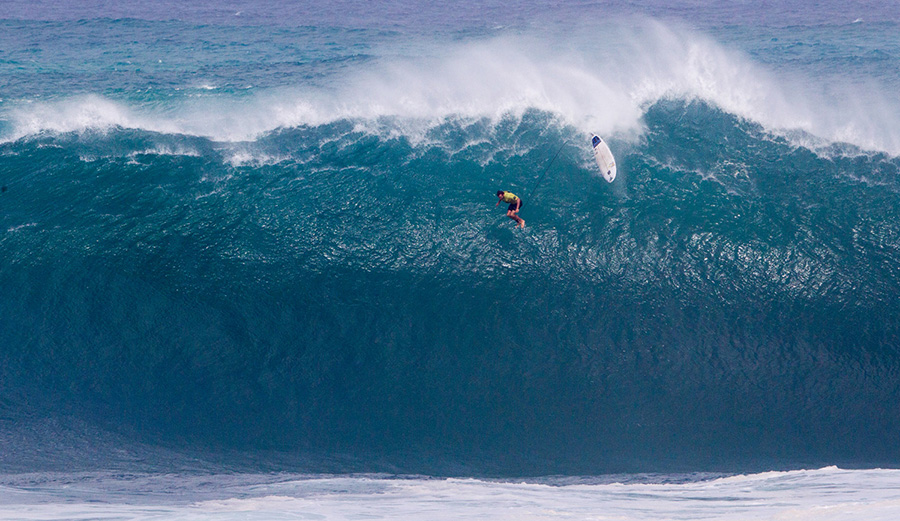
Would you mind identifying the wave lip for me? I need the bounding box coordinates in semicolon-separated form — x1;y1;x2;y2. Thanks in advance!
3;19;899;154
4;95;175;141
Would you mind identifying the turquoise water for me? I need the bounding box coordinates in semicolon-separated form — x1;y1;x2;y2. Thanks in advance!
2;1;900;487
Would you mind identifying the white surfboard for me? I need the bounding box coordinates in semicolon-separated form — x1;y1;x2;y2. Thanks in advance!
591;134;616;183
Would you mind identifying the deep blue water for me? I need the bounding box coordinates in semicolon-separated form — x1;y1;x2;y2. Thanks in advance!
2;1;900;477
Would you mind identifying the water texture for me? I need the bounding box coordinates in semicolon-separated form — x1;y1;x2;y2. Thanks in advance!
2;0;900;480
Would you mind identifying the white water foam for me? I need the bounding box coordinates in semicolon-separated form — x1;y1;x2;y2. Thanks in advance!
2;18;898;155
1;467;899;521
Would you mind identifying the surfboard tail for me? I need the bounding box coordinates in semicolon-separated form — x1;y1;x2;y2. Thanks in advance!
591;134;616;183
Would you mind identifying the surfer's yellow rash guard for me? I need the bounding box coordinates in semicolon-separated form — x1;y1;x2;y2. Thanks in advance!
501;192;519;204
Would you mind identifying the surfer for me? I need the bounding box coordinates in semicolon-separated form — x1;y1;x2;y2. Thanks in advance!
496;190;525;228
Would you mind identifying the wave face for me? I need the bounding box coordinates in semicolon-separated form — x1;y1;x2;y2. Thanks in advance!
2;5;900;475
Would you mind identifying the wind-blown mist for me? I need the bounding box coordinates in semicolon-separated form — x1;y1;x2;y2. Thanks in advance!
4;20;899;154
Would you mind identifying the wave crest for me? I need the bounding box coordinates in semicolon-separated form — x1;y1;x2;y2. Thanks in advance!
3;19;898;154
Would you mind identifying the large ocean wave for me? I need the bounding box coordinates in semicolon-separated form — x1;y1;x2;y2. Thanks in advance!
3;94;900;474
3;14;900;475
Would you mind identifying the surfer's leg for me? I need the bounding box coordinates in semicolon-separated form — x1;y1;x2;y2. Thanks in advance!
507;210;525;228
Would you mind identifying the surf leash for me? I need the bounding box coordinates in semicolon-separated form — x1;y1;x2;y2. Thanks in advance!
527;141;567;201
